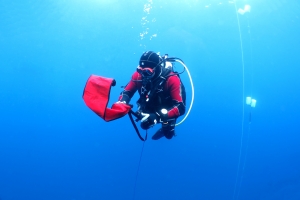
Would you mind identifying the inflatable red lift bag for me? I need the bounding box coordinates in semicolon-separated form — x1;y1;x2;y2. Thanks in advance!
82;75;131;122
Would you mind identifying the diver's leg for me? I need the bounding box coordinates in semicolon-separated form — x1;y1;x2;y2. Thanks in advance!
152;119;176;140
163;119;176;139
152;128;164;140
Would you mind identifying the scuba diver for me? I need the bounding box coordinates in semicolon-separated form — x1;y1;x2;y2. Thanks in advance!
117;51;186;140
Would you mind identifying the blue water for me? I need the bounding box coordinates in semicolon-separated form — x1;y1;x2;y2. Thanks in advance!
1;1;300;200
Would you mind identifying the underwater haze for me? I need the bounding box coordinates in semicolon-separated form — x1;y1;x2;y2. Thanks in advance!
1;0;300;200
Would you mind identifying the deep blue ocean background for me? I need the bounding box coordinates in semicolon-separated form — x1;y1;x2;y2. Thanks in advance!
1;0;300;200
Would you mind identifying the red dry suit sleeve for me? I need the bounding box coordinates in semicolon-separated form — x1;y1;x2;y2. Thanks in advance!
165;75;186;119
118;72;141;103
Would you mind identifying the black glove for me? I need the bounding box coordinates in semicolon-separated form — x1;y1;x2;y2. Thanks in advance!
140;112;159;130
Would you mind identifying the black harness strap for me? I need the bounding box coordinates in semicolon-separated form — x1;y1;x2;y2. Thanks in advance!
128;110;147;141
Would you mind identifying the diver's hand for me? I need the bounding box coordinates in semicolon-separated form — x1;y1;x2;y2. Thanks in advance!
141;113;150;122
140;112;159;130
116;101;126;104
141;113;158;124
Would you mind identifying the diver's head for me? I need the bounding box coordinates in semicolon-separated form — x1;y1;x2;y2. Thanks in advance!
137;51;164;80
